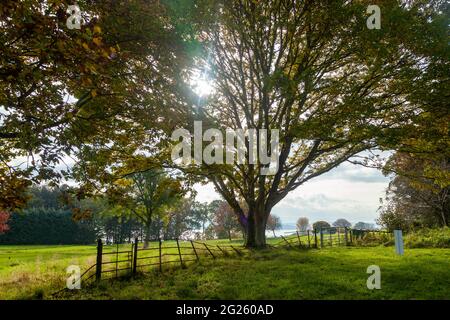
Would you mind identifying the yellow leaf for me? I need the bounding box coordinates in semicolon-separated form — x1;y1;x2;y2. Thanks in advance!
93;37;102;46
93;25;102;34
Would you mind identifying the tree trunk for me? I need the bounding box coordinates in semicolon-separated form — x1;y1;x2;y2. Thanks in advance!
143;222;151;249
272;230;276;238
228;230;231;241
245;209;268;248
439;205;448;227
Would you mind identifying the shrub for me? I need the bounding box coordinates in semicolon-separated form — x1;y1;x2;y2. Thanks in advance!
353;228;450;248
353;231;392;247
404;227;450;248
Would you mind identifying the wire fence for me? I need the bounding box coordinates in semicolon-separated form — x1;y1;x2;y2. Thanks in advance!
78;238;245;284
270;227;393;249
53;228;392;296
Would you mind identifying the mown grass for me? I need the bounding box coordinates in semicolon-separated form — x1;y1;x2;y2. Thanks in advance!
0;244;97;299
0;238;247;299
1;240;449;300
55;246;449;300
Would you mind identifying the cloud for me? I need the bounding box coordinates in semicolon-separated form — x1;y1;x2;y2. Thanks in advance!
313;161;389;183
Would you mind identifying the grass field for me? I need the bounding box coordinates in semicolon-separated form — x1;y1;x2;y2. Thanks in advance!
1;238;449;300
0;238;247;299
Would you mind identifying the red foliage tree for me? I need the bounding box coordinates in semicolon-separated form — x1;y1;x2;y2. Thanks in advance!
0;211;10;234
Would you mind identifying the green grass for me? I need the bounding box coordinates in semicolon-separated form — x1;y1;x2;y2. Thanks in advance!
0;239;244;299
1;240;449;300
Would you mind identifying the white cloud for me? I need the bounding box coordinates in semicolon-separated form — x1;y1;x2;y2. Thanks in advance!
194;183;221;203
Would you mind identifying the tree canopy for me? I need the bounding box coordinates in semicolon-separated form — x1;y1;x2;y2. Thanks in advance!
1;0;448;248
159;0;449;247
378;152;449;230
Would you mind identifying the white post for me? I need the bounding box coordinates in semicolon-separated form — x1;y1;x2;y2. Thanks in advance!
394;230;404;255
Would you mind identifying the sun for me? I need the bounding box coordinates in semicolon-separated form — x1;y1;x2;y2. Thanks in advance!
191;73;214;97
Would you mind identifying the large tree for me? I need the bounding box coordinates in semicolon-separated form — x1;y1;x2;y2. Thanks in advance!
166;0;444;247
0;0;200;208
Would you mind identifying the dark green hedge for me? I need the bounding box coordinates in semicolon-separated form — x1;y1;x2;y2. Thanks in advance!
0;208;96;245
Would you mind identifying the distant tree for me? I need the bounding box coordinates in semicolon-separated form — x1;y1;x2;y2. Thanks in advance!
296;217;309;233
333;219;352;228
204;224;216;240
101;215;141;244
313;221;331;231
266;215;282;238
0;208;96;244
213;202;241;241
107;169;185;248
164;199;198;240
191;201;214;236
353;222;375;230
0;211;10;234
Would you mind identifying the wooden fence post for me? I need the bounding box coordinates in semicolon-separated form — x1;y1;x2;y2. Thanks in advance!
314;229;318;248
281;235;293;248
115;242;119;278
350;229;353;243
217;245;227;256
307;230;311;248
95;238;103;282
230;245;242;256
329;229;332;246
344;227;348;245
296;231;302;248
203;243;215;259
132;237;138;275
176;238;184;268
159;238;162;272
337;228;341;245
320;229;324;248
190;240;199;261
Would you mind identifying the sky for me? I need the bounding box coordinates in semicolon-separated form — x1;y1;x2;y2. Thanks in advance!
194;160;391;228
